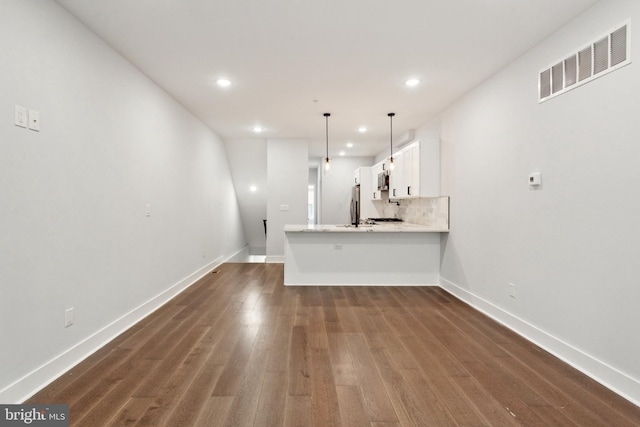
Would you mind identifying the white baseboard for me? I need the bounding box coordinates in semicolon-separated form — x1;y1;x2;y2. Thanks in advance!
266;255;284;264
439;276;640;408
0;256;224;404
284;282;439;287
5;266;637;407
226;245;250;262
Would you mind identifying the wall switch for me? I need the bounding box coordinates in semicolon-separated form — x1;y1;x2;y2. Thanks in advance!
28;109;40;131
508;283;516;298
280;204;289;211
15;105;27;128
334;244;343;250
65;307;74;328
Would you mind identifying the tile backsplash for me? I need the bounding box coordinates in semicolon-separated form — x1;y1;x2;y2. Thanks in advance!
373;196;449;229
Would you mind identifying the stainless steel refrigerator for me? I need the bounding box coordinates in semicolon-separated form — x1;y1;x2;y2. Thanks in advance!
350;185;360;226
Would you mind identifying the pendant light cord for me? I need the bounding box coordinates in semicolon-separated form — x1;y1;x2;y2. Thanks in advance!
388;112;395;163
324;113;330;163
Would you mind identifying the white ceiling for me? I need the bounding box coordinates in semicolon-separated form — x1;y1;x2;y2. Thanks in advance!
55;0;598;158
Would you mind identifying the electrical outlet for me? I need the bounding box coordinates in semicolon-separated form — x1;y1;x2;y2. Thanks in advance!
145;204;151;217
28;109;40;131
508;283;516;299
65;307;74;328
334;244;343;250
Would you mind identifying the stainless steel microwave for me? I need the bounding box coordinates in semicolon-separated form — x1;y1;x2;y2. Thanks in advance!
377;171;389;191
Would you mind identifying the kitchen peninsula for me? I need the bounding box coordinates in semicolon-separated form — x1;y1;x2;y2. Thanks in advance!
283;211;448;286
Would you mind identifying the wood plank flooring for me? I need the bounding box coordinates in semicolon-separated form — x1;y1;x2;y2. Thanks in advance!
28;263;640;426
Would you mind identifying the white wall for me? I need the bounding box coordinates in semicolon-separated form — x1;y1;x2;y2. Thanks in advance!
225;138;268;253
0;0;245;402
431;0;640;405
320;156;375;224
266;139;308;262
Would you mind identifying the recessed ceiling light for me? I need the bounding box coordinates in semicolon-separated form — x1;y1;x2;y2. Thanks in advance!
252;126;263;133
339;151;346;156
216;78;231;87
405;78;420;87
358;126;367;133
249;185;257;192
346;142;354;148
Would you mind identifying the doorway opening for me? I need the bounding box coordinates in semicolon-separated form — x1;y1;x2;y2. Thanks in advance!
308;166;320;225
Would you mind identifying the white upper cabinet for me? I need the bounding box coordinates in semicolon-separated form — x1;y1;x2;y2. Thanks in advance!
404;142;420;198
389;149;405;199
366;137;440;202
371;168;382;200
388;139;440;199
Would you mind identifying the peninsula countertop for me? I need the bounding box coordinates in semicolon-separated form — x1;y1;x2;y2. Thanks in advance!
283;222;448;233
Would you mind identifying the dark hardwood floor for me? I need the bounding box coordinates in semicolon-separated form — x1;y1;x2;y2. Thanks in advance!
28;263;640;426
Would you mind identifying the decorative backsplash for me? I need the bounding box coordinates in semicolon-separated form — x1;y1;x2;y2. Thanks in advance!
373;196;449;229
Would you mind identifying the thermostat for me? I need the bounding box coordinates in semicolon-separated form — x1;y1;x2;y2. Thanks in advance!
528;172;541;186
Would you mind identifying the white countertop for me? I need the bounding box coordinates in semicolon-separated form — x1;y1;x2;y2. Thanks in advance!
283;222;448;233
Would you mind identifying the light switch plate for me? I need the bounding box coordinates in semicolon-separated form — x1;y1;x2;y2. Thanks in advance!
28;109;40;131
15;105;27;128
65;307;74;328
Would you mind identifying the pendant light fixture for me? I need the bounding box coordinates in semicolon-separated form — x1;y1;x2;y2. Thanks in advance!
388;112;395;172
323;113;331;173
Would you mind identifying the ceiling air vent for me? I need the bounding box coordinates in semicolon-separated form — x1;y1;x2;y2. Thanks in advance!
539;21;631;102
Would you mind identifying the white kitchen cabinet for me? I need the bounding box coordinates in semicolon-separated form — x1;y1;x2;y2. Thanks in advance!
371;165;382;200
371;160;386;178
388;139;439;199
389;149;405;199
404;142;420;198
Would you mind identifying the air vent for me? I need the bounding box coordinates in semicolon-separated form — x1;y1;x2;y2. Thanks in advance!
539;21;631;102
578;47;593;81
593;37;609;74
539;69;551;98
564;55;577;87
552;62;564;93
611;25;628;66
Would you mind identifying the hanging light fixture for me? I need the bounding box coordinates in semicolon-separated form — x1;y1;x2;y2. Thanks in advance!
388;112;395;172
323;113;331;172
